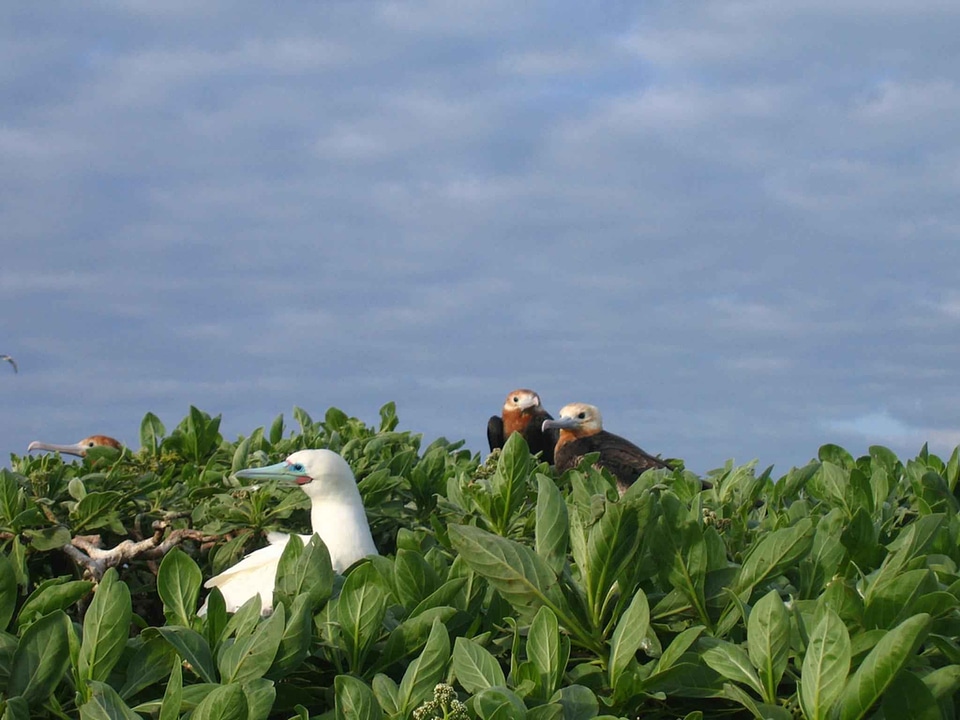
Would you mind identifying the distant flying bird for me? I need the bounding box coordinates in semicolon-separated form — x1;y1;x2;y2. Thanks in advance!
201;449;378;615
1;355;16;373
27;435;123;457
542;402;672;495
487;388;559;464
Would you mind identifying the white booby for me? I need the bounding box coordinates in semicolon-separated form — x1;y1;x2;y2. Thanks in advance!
201;449;378;615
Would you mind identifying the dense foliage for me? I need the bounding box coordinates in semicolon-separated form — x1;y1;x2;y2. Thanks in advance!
1;403;959;720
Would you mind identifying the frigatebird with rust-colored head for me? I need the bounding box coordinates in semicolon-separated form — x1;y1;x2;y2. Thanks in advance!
542;402;671;494
487;388;559;464
28;435;123;457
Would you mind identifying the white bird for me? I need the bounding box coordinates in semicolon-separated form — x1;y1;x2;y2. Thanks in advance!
201;449;378;615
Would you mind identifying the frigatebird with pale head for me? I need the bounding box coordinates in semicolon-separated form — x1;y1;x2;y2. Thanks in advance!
28;435;123;457
542;402;671;494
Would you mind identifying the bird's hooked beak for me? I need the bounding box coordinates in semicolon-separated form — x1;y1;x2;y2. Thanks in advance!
542;417;579;432
518;395;541;413
27;441;89;457
235;461;312;486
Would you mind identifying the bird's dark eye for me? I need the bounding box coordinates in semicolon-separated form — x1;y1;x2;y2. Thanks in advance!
512;396;519;403
577;412;586;419
87;442;95;447
292;463;304;472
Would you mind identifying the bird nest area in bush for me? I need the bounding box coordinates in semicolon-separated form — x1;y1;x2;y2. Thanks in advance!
1;403;959;720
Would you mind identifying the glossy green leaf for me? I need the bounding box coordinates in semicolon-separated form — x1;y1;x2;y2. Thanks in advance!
149;626;217;684
747;589;789;703
241;678;276;720
189;683;248;720
0;553;17;632
702;640;763;696
880;670;940;720
475;686;527;720
219;603;285;684
397;618;450;716
338;563;388;672
799;609;850;720
274;534;334;611
535;474;568;574
550;684;598;720
267;593;313;680
527;606;561;698
834;613;931;720
452;636;505;693
79;568;132;687
158;657;182;720
8;610;71;704
157;547;202;627
335;675;383;720
78;681;141;720
17;578;92;630
608;587;649;687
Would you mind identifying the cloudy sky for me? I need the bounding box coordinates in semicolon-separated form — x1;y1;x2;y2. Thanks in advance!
3;1;960;475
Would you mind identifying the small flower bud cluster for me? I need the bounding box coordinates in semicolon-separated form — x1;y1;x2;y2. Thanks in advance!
412;683;469;720
702;507;731;530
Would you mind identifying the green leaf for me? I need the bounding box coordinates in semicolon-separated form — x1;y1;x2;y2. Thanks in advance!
1;697;29;720
118;636;176;700
78;681;142;720
335;675;383;720
8;610;71;704
608;587;650;688
149;626;218;684
585;499;642;627
269;414;284;445
527;606;561;699
17;578;93;630
70;492;124;531
701;641;764;697
267;594;313;680
274;534;334;611
371;674;399;717
189;683;248;720
158;657;182;720
218;603;285;684
448;524;564;622
735;518;814;595
535;474;568;574
24;526;71;552
452;637;505;693
880;670;940;720
747;589;789;704
393;548;441;611
0;552;17;631
139;412;166;455
833;613;931;720
338;563;388;673
475;686;527;720
550;684;598;720
799;610;850;720
157;548;202;626
397;618;450;716
241;678;276;720
654;626;705;674
79;568;132;688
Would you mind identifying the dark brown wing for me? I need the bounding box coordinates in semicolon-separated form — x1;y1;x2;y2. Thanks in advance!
593;430;669;488
487;415;505;452
521;408;557;464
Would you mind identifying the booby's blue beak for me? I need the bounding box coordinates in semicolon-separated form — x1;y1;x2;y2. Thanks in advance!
235;460;312;486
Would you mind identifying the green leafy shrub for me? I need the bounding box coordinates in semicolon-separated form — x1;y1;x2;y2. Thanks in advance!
0;404;958;719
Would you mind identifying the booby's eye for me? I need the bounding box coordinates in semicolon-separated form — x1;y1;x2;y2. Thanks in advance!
577;412;586;419
291;463;305;472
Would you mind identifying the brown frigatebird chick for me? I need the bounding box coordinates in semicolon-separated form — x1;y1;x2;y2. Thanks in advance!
542;402;670;495
487;388;559;464
27;435;122;457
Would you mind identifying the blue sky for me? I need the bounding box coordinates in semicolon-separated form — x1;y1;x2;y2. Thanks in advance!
3;1;960;475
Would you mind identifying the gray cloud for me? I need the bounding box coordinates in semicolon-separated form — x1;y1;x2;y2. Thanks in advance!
3;1;959;473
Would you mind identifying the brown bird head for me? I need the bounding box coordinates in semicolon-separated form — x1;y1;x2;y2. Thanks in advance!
27;435;122;457
502;389;544;416
541;402;604;439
